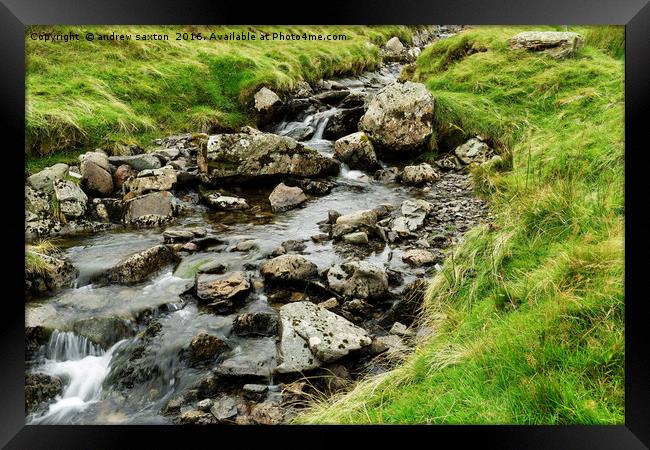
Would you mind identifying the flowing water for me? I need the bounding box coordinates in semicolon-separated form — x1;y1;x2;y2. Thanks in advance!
26;55;471;424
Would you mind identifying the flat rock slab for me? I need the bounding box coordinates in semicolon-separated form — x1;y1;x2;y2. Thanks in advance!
509;31;584;59
280;301;371;364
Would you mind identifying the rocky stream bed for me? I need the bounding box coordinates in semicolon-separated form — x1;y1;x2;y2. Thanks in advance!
23;26;507;424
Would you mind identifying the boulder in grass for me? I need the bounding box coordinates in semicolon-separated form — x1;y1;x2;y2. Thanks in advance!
508;31;584;59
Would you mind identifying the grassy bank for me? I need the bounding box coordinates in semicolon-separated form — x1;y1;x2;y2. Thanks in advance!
298;25;624;424
26;25;413;174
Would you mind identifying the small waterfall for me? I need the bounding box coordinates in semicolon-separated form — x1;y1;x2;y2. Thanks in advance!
46;330;104;361
29;331;125;424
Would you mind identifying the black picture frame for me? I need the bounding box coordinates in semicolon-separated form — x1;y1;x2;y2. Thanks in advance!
2;0;648;447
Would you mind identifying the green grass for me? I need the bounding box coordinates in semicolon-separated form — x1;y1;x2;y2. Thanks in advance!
26;25;413;173
25;239;61;276
298;25;624;424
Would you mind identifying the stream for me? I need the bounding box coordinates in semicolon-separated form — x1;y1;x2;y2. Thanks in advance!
25;30;488;424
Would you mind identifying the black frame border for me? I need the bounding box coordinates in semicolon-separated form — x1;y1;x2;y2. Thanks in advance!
1;0;648;448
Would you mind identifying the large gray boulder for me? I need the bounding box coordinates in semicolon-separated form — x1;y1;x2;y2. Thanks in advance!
27;163;69;194
198;128;340;183
260;254;317;283
123;165;176;196
268;183;307;212
359;81;434;156
275;315;323;374
80;152;113;196
334;132;380;171
122;191;176;226
279;302;371;364
53;179;88;219
509;31;584;59
327;261;389;300
95;244;179;285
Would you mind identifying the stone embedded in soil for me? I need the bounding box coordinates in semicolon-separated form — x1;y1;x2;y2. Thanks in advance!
509;31;584;59
402;248;437;267
279;301;371;364
400;163;440;186
268;182;307;213
260;254;318;284
250;403;284;425
95;244;179;285
454;137;491;165
390;322;415;337
327;261;389;301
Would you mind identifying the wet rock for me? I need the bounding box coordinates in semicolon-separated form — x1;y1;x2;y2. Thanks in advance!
233;240;256;252
25;373;63;414
108;154;162;171
280;301;371;364
96;244;179;285
292;80;314;98
313;89;350;105
163;226;207;243
275;315;323;374
233;312;280;337
25;252;78;298
210;396;238;422
250;403;284;425
342;298;372;315
327;261;389;301
243;384;268;400
374;166;401;183
311;233;330;244
359;81;434;157
322;107;365;140
122;191;176;226
202;192;249;210
338;91;367;109
80;152;114;196
215;338;276;378
123;165;177;196
371;334;409;357
254;87;283;125
197;260;228;275
400;163;440;186
402;249;437;267
334;132;380;170
343;231;369;245
189;332;229;362
71;316;133;348
280;124;314;141
381;36;415;62
509;31;584;59
27;163;69;194
177;410;217;425
53;179;88;219
260;255;318;284
332;209;378;239
200;130;339;183
454;137;491;165
272;239;307;256
269;183;307;212
196;272;251;310
286;178;333;196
